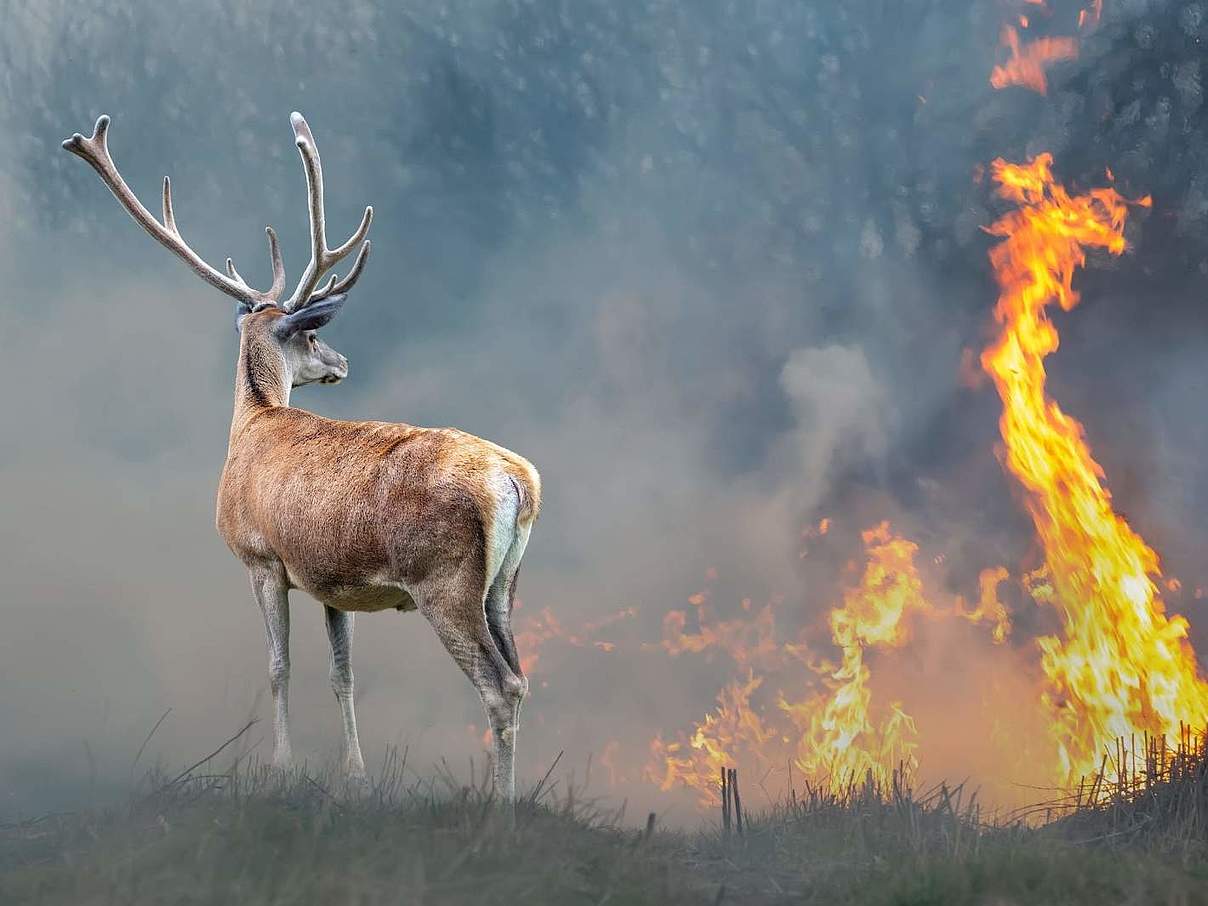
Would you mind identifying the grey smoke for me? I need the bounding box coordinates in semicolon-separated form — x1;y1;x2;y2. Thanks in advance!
1;0;1206;819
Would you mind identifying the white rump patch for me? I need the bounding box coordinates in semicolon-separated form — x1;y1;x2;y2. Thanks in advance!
484;470;520;593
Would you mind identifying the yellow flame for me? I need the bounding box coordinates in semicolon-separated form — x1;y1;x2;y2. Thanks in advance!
982;153;1208;782
647;673;774;806
784;523;926;783
646;522;988;804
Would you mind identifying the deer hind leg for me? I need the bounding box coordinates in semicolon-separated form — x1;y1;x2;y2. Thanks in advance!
324;606;367;784
420;576;526;804
249;563;292;769
484;523;532;756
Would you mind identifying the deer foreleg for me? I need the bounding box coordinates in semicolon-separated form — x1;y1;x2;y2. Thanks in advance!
324;606;367;783
250;565;292;769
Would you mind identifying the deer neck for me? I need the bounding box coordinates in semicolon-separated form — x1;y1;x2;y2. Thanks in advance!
231;332;291;437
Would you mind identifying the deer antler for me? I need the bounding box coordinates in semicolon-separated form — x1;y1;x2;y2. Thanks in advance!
62;115;285;305
280;113;373;312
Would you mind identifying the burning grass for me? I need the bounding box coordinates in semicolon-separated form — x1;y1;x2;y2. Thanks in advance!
4;732;1208;905
1034;727;1208;858
646;522;1024;812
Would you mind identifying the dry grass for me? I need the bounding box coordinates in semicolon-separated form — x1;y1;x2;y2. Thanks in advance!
1025;727;1208;859
3;728;1208;904
0;741;708;906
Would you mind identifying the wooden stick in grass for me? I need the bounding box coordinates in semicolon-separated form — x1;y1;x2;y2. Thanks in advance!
721;766;730;834
729;768;744;837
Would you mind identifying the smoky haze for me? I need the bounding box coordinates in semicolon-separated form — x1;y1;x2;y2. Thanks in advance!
2;0;1206;820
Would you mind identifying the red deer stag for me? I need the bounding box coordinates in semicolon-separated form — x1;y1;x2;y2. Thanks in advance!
63;113;540;801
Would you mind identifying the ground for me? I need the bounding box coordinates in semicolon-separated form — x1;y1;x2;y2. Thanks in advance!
3;756;1207;905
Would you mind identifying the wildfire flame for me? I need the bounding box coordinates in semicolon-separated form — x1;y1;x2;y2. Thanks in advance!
990;26;1078;94
782;523;928;785
1079;0;1103;29
514;605;636;674
981;153;1208;782
646;523;1010;805
490;0;1208;817
954;566;1012;644
648;673;776;806
659;597;787;668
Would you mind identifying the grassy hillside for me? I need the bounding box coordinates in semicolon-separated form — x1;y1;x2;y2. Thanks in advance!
3;743;1208;905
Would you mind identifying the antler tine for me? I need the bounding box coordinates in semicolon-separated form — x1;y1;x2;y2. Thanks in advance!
281;112;374;312
227;228;286;301
308;239;372;304
63;115;283;305
264;227;286;299
161;175;178;234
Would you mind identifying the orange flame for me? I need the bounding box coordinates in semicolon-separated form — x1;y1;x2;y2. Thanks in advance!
990;26;1078;94
782;523;928;784
659;599;786;668
981;154;1208;782
954;566;1012;644
647;673;775;806
645;522;1007;805
1079;0;1103;29
515;606;636;674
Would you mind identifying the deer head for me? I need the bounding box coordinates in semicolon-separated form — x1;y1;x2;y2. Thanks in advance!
62;112;372;390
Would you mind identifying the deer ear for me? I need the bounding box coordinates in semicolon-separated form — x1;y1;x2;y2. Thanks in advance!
235;302;254;333
273;294;347;339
